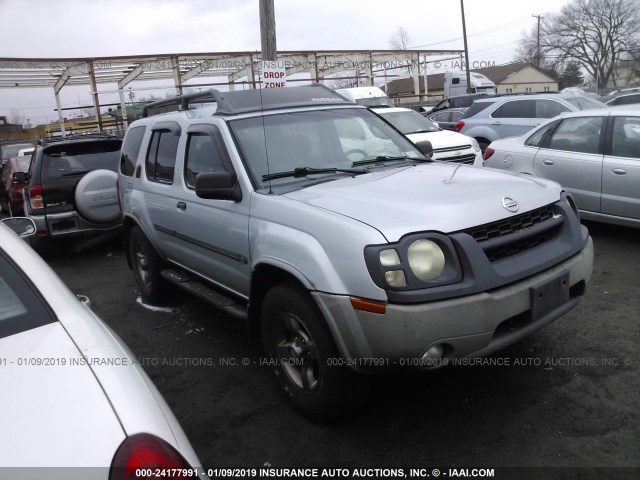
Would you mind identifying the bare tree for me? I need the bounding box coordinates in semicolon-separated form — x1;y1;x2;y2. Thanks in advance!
8;108;26;127
389;26;412;50
518;0;640;91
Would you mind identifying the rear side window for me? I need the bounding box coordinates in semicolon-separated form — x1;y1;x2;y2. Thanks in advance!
535;100;570;119
525;120;560;147
120;126;146;177
184;133;226;188
491;100;534;119
462;101;494;118
146;130;179;184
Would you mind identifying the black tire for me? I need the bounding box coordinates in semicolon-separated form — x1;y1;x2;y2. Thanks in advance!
28;234;54;260
129;226;166;303
261;283;371;421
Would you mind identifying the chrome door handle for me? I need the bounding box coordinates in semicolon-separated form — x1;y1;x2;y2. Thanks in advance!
612;168;627;175
543;159;554;165
177;201;187;210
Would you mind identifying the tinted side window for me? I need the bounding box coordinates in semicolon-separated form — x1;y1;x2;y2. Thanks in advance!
463;101;495;118
450;111;464;121
184;133;225;188
535;100;570;119
611;116;640;158
120;126;146;176
491;100;534;119
548;117;604;154
146;130;178;184
616;94;640;106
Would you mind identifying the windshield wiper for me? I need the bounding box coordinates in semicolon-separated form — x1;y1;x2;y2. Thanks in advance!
60;170;90;177
352;155;425;167
262;166;367;181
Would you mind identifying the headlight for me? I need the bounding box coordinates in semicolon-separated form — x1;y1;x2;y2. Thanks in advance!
379;249;400;266
407;239;445;281
365;233;463;292
471;138;481;153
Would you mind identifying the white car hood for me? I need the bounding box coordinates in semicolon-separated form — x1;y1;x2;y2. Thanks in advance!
406;129;472;149
285;163;561;242
0;322;124;468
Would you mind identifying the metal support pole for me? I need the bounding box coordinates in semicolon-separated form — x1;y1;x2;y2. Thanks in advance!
118;89;129;129
460;0;472;94
423;54;429;102
54;89;66;137
89;61;103;132
172;55;183;96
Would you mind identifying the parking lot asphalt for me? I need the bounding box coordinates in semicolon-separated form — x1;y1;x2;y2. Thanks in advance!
27;220;640;473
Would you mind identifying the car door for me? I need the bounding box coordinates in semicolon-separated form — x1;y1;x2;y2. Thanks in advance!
533;116;605;213
141;122;184;260
601;115;640;220
489;99;534;138
171;123;251;298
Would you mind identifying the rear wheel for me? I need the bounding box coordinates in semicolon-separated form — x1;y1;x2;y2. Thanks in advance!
129;226;166;303
261;283;371;421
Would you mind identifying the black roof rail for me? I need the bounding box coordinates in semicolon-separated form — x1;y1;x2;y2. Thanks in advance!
38;132;120;145
142;84;352;118
143;89;230;117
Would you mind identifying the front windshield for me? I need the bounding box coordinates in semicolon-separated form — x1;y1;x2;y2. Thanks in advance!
229;107;424;189
377;109;440;134
565;96;607;110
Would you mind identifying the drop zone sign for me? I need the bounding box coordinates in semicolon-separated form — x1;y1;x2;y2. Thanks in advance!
262;61;286;88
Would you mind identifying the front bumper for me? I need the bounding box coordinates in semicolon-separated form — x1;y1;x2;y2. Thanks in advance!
313;237;593;371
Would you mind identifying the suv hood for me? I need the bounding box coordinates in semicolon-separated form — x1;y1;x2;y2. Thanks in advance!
285;163;562;242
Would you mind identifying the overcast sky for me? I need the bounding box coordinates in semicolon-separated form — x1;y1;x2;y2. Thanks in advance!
0;0;568;125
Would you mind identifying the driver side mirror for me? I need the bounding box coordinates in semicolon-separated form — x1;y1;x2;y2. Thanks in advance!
1;217;36;237
13;172;28;183
195;171;242;202
415;140;434;159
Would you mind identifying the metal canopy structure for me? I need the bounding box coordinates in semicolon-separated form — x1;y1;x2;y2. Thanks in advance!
0;49;463;134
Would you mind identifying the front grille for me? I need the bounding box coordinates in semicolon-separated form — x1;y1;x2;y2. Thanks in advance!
437;153;476;164
466;204;555;242
463;204;559;262
432;144;472;153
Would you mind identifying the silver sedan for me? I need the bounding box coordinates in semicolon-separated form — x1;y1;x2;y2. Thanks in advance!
482;107;640;228
0;218;207;479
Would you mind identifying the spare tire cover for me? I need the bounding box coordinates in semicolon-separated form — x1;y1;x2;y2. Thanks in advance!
74;169;120;224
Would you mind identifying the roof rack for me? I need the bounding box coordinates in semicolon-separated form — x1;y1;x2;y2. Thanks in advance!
143;89;230;118
39;132;120;145
142;84;352;118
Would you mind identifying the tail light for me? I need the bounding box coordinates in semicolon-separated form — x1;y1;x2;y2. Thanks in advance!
483;148;495;160
28;183;44;210
455;121;465;133
109;433;192;480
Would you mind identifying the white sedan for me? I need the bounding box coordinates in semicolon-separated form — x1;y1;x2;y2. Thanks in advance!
372;107;483;165
0;218;206;479
482;107;640;228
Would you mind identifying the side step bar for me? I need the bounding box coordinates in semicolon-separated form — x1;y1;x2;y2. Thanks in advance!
161;269;247;320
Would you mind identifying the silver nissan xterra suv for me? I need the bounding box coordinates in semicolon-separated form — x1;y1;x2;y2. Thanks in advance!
118;85;593;421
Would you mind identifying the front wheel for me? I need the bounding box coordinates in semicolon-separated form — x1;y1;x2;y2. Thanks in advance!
129;226;166;303
261;283;370;421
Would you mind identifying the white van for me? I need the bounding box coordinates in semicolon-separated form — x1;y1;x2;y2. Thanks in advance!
335;86;394;107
